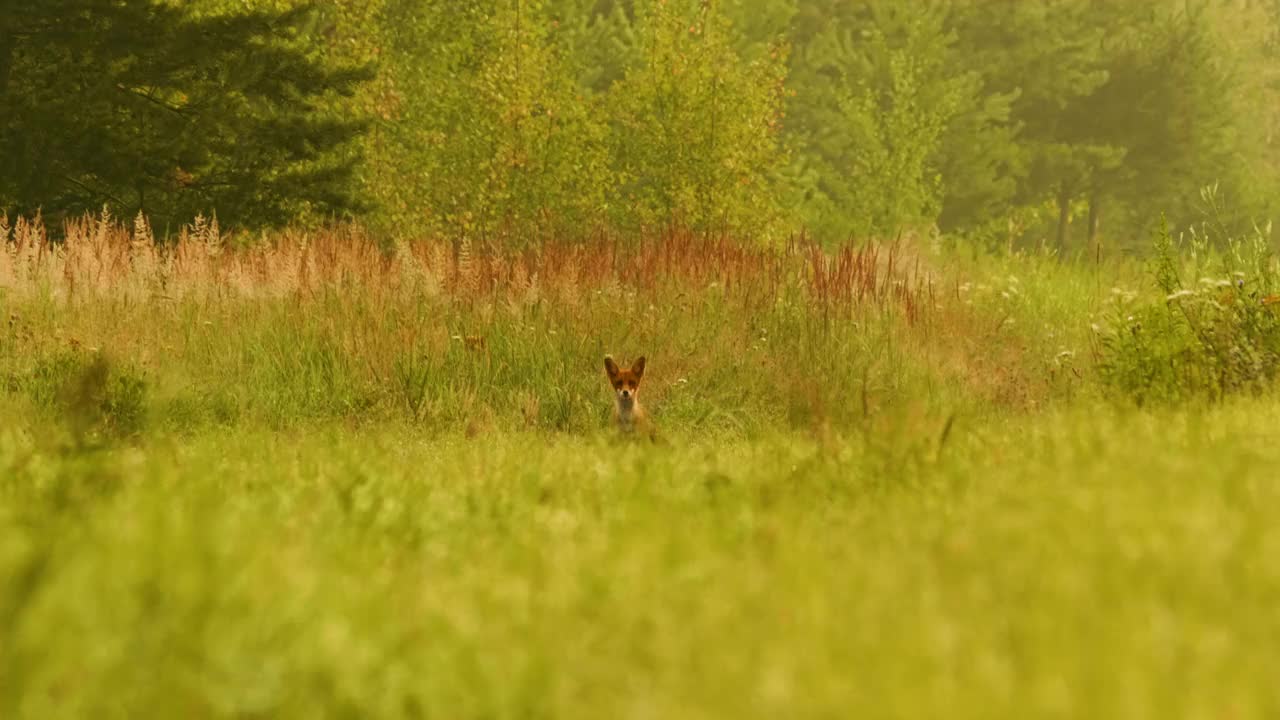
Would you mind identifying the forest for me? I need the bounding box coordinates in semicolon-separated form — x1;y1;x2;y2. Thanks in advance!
5;0;1279;249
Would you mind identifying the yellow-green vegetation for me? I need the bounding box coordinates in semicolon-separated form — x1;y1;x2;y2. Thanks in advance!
8;1;1280;716
3;218;1279;717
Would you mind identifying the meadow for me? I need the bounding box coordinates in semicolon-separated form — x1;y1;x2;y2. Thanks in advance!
2;214;1278;718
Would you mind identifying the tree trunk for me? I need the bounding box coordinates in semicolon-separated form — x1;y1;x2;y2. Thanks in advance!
0;20;14;104
0;19;16;205
1055;187;1071;253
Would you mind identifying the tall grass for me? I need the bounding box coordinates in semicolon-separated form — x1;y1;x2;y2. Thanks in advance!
4;213;1279;718
0;213;1013;436
1094;221;1280;404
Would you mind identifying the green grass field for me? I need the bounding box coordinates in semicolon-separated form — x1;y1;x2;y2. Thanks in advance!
2;221;1278;717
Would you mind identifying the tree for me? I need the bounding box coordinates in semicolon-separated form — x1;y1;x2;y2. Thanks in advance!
1088;1;1280;244
604;0;789;236
371;0;612;242
949;0;1114;252
0;0;372;231
784;0;968;241
546;0;640;93
947;0;1280;253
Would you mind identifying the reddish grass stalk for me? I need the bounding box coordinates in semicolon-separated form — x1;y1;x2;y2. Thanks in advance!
0;213;933;322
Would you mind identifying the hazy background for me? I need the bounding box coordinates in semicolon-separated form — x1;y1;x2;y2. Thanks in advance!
3;0;1278;250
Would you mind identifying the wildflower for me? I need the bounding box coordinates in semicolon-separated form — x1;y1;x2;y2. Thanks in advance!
1166;289;1196;302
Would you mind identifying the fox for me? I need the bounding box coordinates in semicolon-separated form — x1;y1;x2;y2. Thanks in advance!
604;355;654;438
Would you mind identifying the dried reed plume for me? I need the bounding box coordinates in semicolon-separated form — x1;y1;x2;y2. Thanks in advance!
0;212;933;322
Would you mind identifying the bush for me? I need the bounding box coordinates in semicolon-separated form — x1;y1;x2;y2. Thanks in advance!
1096;220;1280;404
10;352;150;445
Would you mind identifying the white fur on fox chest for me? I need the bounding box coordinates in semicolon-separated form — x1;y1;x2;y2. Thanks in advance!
614;396;639;431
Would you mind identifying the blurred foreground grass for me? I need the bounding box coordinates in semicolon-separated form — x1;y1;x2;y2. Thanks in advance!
2;400;1277;719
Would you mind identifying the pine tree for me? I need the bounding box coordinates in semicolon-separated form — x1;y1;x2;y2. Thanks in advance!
546;0;639;93
1086;1;1280;244
785;0;968;241
947;1;1280;252
0;0;371;231
950;0;1115;252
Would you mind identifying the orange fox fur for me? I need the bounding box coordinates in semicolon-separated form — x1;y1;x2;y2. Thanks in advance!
604;355;652;436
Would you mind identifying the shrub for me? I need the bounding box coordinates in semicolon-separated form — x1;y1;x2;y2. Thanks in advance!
1095;220;1280;404
10;352;150;445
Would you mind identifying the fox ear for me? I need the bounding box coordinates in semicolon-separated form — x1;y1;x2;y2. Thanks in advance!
604;355;620;378
632;356;646;378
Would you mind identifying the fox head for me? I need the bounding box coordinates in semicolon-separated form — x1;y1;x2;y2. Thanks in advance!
604;355;645;406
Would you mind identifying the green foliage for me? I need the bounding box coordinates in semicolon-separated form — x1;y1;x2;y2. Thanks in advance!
0;1;372;230
368;0;787;241
547;0;640;92
1097;221;1280;405
8;352;149;445
606;0;788;236
8;0;1280;245
932;78;1020;239
947;1;1280;251
785;1;968;240
371;0;611;241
